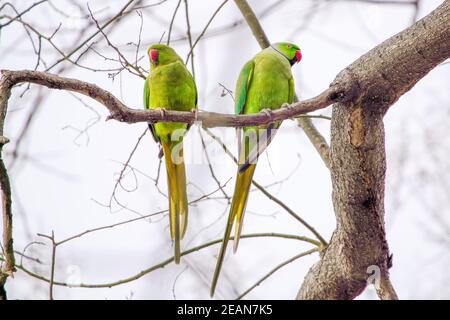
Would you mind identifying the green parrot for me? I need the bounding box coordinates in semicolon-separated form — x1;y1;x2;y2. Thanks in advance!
210;42;302;296
143;44;197;264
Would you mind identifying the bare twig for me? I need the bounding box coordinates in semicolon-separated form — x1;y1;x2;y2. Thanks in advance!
37;232;57;300
376;276;399;300
185;0;229;64
167;0;182;45
87;5;146;79
0;0;48;28
236;247;319;299
198;128;231;202
13;232;319;289
183;0;195;78
45;0;137;71
60;179;232;246
202;128;327;245
296;117;331;169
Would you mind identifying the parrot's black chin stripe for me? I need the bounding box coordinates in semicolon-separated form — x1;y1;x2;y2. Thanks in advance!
270;45;297;66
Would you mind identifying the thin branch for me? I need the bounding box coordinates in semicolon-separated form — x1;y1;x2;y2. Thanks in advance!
185;0;229;64
59;179;232;246
6;3;140;169
197;128;231;202
0;0;48;28
167;0;182;45
202;128;327;245
14;233;319;289
37;232;57;300
236;247;319;300
251;180;327;246
0;137;14;297
108;128;148;211
296;117;331;169
183;0;195;79
87;5;146;79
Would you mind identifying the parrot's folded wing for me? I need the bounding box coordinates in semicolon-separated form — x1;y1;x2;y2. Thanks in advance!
239;122;279;173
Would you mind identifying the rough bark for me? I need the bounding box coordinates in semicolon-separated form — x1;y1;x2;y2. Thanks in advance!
297;0;449;299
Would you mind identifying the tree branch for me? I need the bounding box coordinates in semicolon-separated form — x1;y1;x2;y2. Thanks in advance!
11;232;317;289
237;247;319;300
233;0;332;169
0;69;340;128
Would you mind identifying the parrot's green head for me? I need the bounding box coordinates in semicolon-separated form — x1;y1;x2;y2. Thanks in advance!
271;42;302;66
147;44;182;68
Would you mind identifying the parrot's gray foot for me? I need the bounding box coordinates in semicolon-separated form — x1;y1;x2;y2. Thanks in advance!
281;103;290;109
260;108;273;119
190;108;198;121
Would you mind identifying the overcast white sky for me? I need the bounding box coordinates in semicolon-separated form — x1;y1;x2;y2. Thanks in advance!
1;0;449;299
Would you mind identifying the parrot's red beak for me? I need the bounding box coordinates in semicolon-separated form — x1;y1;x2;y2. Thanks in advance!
150;49;159;65
295;49;302;63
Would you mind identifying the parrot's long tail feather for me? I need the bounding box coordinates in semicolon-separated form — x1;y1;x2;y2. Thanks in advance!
161;140;188;264
210;164;256;297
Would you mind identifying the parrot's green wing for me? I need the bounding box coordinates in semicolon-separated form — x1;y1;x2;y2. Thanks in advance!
288;76;295;104
235;60;255;115
143;76;159;143
235;60;254;160
238;75;294;173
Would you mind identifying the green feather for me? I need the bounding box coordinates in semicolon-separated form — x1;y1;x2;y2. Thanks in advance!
143;44;197;264
235;60;254;115
143;77;159;143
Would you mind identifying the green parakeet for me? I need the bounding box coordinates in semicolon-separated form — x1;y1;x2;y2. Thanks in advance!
210;42;302;296
143;44;197;264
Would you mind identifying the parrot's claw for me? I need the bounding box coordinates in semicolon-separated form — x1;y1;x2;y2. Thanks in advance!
158;108;166;119
190;108;198;121
281;103;290;109
260;108;273;119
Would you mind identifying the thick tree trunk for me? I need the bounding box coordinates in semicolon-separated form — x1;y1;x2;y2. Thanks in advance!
298;0;449;299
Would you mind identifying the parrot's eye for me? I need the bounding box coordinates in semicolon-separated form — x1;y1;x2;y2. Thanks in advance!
287;44;292;48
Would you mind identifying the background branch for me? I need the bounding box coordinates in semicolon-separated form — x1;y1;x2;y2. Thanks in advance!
8;232;317;289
